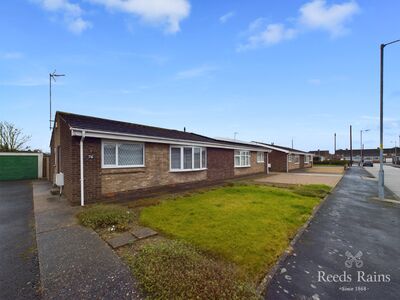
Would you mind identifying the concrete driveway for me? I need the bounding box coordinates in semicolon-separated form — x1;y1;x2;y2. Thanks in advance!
0;181;41;299
255;166;343;187
364;164;400;198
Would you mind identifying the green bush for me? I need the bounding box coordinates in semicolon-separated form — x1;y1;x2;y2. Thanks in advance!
314;160;348;166
126;240;259;300
77;204;133;230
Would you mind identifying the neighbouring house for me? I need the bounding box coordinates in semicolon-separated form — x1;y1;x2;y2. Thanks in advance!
308;150;331;162
335;148;400;163
50;112;271;205
252;142;313;172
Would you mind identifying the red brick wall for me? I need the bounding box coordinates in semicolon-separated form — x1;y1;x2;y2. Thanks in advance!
269;150;288;172
207;148;234;180
234;151;265;176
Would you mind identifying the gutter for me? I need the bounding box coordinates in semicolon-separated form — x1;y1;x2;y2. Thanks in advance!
70;127;271;153
80;131;86;206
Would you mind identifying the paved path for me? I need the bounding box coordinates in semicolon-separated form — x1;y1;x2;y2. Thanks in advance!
256;172;342;187
33;181;142;299
364;164;400;198
0;181;41;299
264;167;400;300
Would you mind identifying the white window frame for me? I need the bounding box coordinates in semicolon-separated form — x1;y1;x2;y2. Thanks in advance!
256;151;264;163
288;154;293;163
234;150;251;168
294;155;300;164
304;155;310;164
101;140;145;168
169;145;207;172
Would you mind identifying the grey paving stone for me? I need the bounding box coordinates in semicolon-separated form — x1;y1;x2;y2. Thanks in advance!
107;232;137;249
131;227;158;239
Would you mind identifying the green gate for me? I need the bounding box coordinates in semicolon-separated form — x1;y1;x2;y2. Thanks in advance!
0;155;38;181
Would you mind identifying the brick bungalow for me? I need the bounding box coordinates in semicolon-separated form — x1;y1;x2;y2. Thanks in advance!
50;112;271;205
252;142;313;172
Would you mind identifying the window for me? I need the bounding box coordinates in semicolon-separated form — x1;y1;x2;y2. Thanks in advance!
257;152;264;163
294;155;300;164
305;155;310;164
102;141;144;168
170;146;207;171
234;150;251;167
288;154;293;163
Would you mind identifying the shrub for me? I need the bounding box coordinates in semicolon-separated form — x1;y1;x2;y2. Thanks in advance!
314;160;348;166
126;240;259;300
77;204;133;230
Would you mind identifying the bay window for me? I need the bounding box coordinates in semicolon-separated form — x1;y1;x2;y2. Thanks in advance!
234;150;251;167
102;141;144;168
170;146;207;171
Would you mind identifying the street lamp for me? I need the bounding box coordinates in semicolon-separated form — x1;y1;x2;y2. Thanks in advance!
360;129;370;165
49;70;65;130
379;39;400;200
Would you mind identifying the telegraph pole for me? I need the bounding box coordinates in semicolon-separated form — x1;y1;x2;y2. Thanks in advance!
350;125;353;166
334;133;336;155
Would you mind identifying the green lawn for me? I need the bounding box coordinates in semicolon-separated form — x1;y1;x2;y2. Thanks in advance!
140;183;329;280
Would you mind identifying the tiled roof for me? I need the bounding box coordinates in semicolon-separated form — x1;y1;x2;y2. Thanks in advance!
57;111;267;150
254;142;309;154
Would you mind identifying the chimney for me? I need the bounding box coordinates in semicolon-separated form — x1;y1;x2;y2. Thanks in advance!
183;127;186;132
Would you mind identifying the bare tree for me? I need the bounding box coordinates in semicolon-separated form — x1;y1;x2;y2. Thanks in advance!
0;121;31;152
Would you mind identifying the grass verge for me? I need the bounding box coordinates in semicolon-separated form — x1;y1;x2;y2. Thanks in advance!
123;240;258;300
140;183;330;280
77;204;134;231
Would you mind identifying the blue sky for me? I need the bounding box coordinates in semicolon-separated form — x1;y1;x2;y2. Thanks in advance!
1;0;399;152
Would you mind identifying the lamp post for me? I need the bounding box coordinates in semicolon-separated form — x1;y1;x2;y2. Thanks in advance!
49;70;65;130
360;129;370;165
379;39;400;200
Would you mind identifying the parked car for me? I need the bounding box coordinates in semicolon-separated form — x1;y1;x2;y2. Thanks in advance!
363;160;373;167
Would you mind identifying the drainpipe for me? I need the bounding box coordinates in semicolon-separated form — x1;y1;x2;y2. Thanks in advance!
80;131;86;206
266;152;269;175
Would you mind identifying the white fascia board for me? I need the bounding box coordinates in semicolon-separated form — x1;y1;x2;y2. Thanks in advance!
0;152;43;156
70;128;270;152
252;143;311;156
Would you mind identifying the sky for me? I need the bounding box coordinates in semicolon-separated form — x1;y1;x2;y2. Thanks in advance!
1;0;400;153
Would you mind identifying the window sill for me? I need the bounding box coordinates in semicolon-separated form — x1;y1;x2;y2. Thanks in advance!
235;165;251;168
102;165;145;169
257;161;264;164
169;168;207;173
101;168;145;175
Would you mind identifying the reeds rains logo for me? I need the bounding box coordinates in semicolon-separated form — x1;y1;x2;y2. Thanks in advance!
317;251;391;283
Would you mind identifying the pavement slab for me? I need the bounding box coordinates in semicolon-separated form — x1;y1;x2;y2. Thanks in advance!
131;227;158;239
107;232;138;249
33;181;142;299
264;167;400;300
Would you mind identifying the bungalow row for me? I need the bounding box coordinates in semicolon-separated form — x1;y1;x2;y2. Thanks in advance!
50;112;312;205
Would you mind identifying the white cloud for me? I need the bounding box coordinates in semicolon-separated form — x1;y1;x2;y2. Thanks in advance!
237;22;297;51
238;0;359;50
33;0;91;34
219;11;235;24
175;65;217;80
1;52;24;59
88;0;190;33
299;0;360;36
